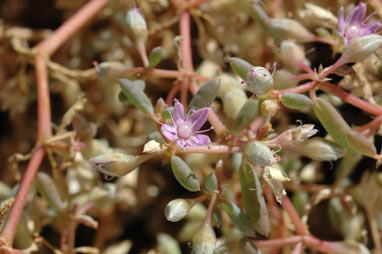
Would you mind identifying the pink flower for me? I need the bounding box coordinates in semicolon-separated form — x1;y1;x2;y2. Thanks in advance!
161;99;211;149
338;2;382;44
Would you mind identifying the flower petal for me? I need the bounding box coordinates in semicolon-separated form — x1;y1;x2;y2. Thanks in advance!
338;7;345;32
187;134;210;146
176;139;188;150
173;99;185;125
346;3;365;25
161;124;178;141
187;107;209;132
364;21;382;33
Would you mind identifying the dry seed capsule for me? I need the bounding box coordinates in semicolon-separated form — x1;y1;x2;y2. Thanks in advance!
281;93;312;111
165;199;192;222
245;67;274;95
192;222;216;254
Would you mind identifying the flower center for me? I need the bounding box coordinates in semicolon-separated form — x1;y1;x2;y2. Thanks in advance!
345;25;361;41
177;123;193;139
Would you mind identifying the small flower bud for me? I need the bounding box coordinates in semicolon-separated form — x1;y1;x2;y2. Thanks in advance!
268;18;315;43
299;137;345;161
126;8;148;44
260;99;278;118
192;222;216;254
223;89;248;119
281;93;312;111
165;199;192;222
341;34;382;64
274;69;298;90
280;40;308;73
245;67;274;95
244;141;276;167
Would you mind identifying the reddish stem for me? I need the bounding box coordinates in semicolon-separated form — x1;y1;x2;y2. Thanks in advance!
263;186;282;223
279;81;317;95
180;10;193;107
281;195;308;236
0;147;45;245
176;145;241;154
319;82;382;115
166;81;181;105
137;42;149;67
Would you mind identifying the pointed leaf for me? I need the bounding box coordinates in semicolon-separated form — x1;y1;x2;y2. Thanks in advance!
239;163;270;236
229;57;253;80
171;156;201;192
222;201;255;237
234;98;259;131
149;46;164;67
188;79;220;112
119;79;154;114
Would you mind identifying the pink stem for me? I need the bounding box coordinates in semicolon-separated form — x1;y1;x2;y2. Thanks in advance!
1;147;45;245
354;114;382;133
279;81;317;95
254;236;302;248
137;42;149;67
320;82;382;115
166;81;181;105
186;0;211;9
176;145;241;154
180;10;193;107
293;73;314;83
281;195;308;236
263;186;282;223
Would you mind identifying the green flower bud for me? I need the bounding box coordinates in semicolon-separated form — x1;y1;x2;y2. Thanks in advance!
299;137;345;161
126;8;148;44
229;57;253;80
341;34;382;64
90;150;155;177
171;156;201;192
281;93;312;111
149;46;163;67
274;69;298;90
223;89;248;119
260;99;278;118
222;201;255;237
268;18;315;43
245;67;274;95
193;223;216;254
204;173;218;191
165;199;192;222
157;233;182;254
280;40;307;73
244;141;276;167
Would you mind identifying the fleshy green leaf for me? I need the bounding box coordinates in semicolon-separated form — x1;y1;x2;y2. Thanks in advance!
188;79;220;112
281;93;312;111
171;156;201;192
119;79;154;114
229;57;253;80
222;201;255;237
239;163;270;236
234;99;259;131
204;173;218;191
35;172;65;210
149;46;163;67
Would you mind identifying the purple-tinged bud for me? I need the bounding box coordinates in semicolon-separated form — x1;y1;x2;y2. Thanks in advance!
245;67;273;95
126;8;148;44
341;34;382;64
165;199;192;222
